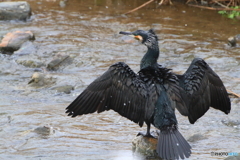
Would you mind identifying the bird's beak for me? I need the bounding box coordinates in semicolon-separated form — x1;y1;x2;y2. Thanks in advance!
28;79;34;84
119;31;143;41
119;31;133;35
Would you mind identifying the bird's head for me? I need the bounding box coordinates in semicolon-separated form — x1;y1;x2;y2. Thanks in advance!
119;29;158;48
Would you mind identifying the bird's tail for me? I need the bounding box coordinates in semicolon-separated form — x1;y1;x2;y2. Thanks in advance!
157;125;191;160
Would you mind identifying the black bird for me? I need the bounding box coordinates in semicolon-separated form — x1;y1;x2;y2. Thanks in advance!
66;29;231;160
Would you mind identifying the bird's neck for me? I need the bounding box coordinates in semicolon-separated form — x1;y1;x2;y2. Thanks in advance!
140;43;159;70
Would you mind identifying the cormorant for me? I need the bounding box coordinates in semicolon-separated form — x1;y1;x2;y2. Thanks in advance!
66;29;231;160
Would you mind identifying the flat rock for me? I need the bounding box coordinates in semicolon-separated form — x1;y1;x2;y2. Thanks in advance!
16;57;45;68
225;154;240;160
14;41;37;56
47;53;72;70
0;2;31;21
221;119;240;127
34;126;55;138
51;85;74;94
187;133;206;142
0;31;35;54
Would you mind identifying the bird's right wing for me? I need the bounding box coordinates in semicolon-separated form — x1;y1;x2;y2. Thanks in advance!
177;58;231;124
66;62;155;127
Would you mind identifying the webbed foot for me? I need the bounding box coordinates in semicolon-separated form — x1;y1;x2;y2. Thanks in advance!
137;131;157;139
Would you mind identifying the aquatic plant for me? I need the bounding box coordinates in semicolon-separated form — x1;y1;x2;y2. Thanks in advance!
218;6;240;19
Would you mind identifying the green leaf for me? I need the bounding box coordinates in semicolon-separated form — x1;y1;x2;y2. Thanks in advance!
218;10;226;14
228;14;235;19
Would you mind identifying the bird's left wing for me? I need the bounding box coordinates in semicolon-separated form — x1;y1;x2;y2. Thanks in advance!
177;58;231;124
66;62;152;127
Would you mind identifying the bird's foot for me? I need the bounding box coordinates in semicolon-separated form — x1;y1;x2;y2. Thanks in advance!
137;131;157;139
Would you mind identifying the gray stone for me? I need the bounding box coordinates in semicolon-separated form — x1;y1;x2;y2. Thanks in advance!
47;53;72;70
16;57;45;68
228;34;240;47
51;85;74;94
0;2;31;21
228;36;237;47
221;119;240;127
225;154;240;160
187;133;206;142
14;41;37;56
34;126;55;137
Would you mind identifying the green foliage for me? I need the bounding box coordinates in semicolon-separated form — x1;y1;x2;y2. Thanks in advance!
218;6;240;19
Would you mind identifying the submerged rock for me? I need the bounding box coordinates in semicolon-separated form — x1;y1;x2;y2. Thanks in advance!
14;41;37;56
47;53;72;70
224;154;240;160
132;134;162;160
34;126;55;136
16;57;45;68
51;85;74;94
221;119;240;128
228;34;240;47
187;133;206;142
0;1;31;21
0;31;35;54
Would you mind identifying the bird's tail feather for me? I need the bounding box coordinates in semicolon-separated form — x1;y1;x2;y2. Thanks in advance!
157;126;191;160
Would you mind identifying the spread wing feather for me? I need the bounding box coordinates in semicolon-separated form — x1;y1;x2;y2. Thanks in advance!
177;58;231;124
66;62;152;127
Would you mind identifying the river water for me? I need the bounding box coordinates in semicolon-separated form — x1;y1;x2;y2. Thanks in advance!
0;0;239;159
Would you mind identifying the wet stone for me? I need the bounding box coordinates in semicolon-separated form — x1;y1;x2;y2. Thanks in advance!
51;85;74;94
0;31;35;54
228;34;240;47
0;1;31;21
14;41;37;56
16;57;45;68
187;133;206;142
34;126;55;136
132;134;162;160
228;37;237;47
47;53;72;70
221;119;240;127
224;154;240;160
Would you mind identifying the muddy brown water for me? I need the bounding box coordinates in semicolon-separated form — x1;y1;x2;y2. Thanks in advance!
0;0;239;159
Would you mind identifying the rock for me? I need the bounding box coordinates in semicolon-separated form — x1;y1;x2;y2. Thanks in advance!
34;126;55;137
14;41;37;56
221;119;240;127
132;134;162;160
59;0;68;8
47;53;72;70
187;133;206;142
228;36;237;47
228;34;240;47
51;85;74;94
0;2;31;21
0;31;35;54
16;57;45;68
225;154;240;160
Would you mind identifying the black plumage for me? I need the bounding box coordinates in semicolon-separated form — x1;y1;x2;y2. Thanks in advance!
66;29;231;160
